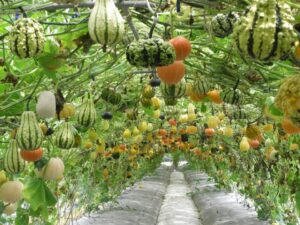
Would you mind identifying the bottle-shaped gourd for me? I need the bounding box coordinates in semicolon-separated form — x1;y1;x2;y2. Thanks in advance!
16;111;44;150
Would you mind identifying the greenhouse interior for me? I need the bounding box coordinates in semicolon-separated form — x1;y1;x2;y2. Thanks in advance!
1;0;300;224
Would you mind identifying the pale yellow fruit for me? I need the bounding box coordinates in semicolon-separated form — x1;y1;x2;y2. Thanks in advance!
153;110;161;118
90;151;98;160
179;114;188;123
224;126;234;137
102;120;110;131
171;126;177;133
207;116;219;128
133;134;143;143
188;103;195;115
3;203;18;215
123;129;132;138
290;143;299;151
151;97;161;109
218;112;225;120
240;137;250;151
147;123;153;131
187;113;196;121
88;129;98;142
262;124;273;133
0;170;7;185
138;121;148;132
132;127;140;136
84;140;93;149
0;180;24;203
36;158;65;181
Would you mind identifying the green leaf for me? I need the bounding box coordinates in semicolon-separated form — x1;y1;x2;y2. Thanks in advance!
295;191;300;215
269;103;284;117
201;103;207;113
15;207;29;225
22;178;57;217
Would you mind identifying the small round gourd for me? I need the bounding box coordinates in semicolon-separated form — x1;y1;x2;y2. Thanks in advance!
211;13;235;38
36;91;56;119
77;95;97;127
233;0;297;61
9;18;45;58
221;88;244;105
0;180;24;203
126;38;176;67
36;157;64;181
53;122;75;149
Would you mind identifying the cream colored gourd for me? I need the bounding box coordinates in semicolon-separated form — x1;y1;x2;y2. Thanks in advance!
36;157;64;181
88;0;125;46
0;180;24;203
36;91;56;119
240;137;250;151
3;203;18;215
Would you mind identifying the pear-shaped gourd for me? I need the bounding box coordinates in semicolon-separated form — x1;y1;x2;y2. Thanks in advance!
54;122;75;149
77;95;97;127
4;139;26;174
35;157;64;181
16;111;44;151
88;0;125;46
36;91;56;119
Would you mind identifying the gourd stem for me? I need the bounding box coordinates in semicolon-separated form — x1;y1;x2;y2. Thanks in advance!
148;0;163;38
26;75;44;111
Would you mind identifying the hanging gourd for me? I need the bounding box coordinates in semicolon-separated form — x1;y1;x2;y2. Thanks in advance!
36;91;56;119
169;36;192;60
53;122;75;149
221;88;244;105
157;61;185;85
126;38;176;67
77;95;97;127
211;13;238;38
88;0;125;46
193;76;211;95
233;0;297;61
4;140;26;174
101;88;122;105
160;81;186;99
16;111;44;151
9;18;45;58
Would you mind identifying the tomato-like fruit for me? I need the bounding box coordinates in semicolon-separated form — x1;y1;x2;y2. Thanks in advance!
169;36;192;60
207;90;223;104
157;61;185;85
205;128;215;136
20;148;43;162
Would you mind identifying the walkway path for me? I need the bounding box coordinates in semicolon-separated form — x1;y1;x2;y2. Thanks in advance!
74;163;269;225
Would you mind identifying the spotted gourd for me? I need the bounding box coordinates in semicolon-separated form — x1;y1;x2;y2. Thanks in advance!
9;18;45;58
233;0;296;61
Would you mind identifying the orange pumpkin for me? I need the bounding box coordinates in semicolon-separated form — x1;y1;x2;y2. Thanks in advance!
158;129;168;136
207;90;223;104
189;92;206;102
248;139;260;149
169;36;191;60
205;128;215;137
20;148;43;162
168;118;177;126
281;118;300;134
157;61;185;85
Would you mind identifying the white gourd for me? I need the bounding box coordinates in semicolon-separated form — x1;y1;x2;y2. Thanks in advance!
88;0;125;46
0;180;24;203
36;91;56;119
36;157;65;181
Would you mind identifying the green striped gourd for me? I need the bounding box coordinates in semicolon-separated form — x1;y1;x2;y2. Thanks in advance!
126;39;176;67
54;122;75;149
16;111;44;151
233;0;296;61
9;18;45;58
221;88;244;105
4;140;26;174
88;0;125;46
101;88;122;105
164;97;178;106
161;81;186;99
193;77;211;95
77;95;97;127
211;13;237;38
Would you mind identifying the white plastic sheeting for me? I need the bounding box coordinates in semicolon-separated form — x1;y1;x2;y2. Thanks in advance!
157;171;201;225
